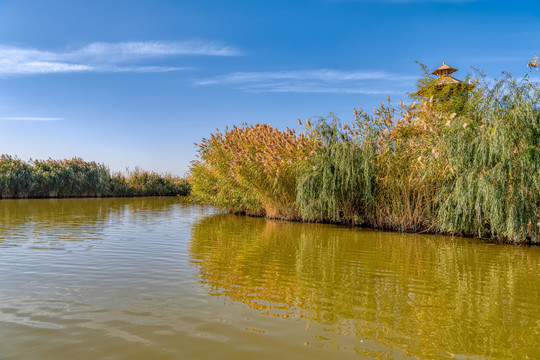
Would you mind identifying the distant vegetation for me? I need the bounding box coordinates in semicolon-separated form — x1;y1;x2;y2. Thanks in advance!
189;66;540;243
0;156;189;198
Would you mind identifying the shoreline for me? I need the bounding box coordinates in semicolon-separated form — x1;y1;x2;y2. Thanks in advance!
0;194;187;200
219;209;538;246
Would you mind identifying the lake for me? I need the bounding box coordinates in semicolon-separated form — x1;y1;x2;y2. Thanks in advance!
1;197;539;359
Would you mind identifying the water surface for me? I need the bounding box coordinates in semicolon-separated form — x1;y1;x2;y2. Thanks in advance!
1;198;539;359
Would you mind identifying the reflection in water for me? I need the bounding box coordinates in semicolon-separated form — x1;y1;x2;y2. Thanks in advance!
1;198;227;360
0;197;185;250
1;199;539;359
189;214;540;359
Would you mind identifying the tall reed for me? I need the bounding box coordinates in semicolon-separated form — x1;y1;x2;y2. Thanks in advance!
371;98;449;232
189;123;317;218
296;115;377;224
436;73;540;241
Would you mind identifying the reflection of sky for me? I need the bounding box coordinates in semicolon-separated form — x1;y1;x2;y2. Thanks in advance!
0;199;219;335
0;198;119;250
1;1;540;174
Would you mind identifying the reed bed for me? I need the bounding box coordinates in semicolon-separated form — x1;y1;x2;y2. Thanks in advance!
0;155;189;198
189;123;317;218
190;69;540;243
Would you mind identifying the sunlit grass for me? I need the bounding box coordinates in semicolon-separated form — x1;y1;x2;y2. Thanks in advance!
189;122;317;218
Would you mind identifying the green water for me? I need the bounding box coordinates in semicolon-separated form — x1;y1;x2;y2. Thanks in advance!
0;198;539;359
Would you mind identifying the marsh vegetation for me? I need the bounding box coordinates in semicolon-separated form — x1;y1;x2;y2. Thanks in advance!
190;68;540;243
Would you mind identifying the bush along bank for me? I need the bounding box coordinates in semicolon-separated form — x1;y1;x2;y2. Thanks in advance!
0;156;189;198
189;68;540;243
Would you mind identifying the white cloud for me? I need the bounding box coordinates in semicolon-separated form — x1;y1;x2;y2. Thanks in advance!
0;117;63;121
0;40;241;75
195;69;416;94
0;61;93;74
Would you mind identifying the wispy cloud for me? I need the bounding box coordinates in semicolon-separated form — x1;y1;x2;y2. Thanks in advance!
73;41;242;59
0;117;63;121
195;69;416;94
0;40;242;75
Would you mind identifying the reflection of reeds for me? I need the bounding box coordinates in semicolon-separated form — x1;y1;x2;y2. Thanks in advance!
0;156;189;198
189;213;540;359
0;197;184;249
190;72;540;243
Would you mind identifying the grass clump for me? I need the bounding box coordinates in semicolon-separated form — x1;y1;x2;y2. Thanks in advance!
189;123;317;218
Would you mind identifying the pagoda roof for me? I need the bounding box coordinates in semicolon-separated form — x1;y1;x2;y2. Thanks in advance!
431;62;458;76
435;76;462;85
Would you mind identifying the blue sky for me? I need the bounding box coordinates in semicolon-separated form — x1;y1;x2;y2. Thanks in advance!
0;0;539;175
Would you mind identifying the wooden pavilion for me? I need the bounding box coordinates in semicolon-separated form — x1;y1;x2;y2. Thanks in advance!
431;62;473;89
415;62;473;100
